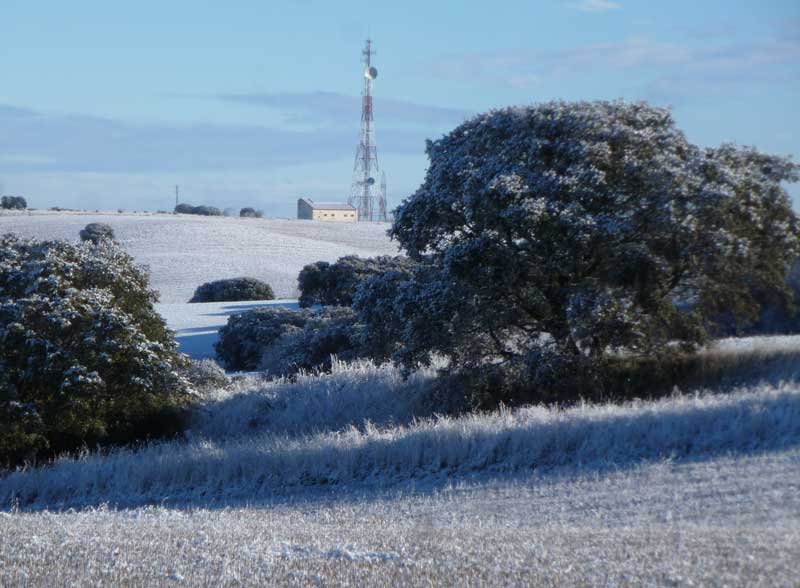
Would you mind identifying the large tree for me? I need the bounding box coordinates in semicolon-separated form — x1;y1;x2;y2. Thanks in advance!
355;101;799;402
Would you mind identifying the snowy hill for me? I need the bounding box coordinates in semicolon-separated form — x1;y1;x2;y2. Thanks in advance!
0;211;399;303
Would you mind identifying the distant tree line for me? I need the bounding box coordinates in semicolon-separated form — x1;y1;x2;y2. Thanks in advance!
174;203;223;216
174;203;264;218
1;195;27;210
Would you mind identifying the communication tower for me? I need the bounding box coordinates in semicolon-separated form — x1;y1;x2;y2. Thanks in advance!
347;39;388;222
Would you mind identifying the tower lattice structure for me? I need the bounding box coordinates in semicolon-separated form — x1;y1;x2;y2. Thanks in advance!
347;39;387;222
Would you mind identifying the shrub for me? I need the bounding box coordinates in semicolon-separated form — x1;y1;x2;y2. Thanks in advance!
240;207;263;218
357;100;800;408
215;307;311;371
189;277;275;303
79;222;115;244
259;306;363;377
1;195;27;210
298;255;415;308
215;306;364;374
181;359;230;392
0;235;193;466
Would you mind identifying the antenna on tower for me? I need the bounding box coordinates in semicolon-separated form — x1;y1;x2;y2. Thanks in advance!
347;38;388;222
175;185;179;208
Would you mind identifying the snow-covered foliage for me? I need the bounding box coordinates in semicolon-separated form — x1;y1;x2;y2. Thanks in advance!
78;222;115;244
181;358;230;392
366;100;799;405
0;212;399;302
0;234;192;465
214;306;311;371
189;277;275;303
193;359;442;440
298;255;415;308
215;305;365;375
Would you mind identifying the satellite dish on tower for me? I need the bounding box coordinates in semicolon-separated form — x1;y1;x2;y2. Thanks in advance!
365;66;378;80
366;177;376;185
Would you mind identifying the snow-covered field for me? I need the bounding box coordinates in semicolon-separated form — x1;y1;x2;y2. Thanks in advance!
2;450;798;587
2;210;799;586
0;210;398;302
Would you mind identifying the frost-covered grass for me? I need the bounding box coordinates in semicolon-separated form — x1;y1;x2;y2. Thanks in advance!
1;345;799;585
1;451;798;587
0;211;397;302
192;359;442;440
2;366;798;510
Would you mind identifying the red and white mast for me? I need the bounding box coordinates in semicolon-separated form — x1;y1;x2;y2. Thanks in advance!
347;39;387;222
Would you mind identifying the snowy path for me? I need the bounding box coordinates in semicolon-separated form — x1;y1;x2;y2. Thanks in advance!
155;299;297;359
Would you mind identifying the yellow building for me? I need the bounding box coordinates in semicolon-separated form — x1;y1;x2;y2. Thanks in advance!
297;198;357;222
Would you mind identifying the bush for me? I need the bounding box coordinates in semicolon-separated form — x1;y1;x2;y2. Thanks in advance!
260;306;363;377
240;207;263;218
1;195;27;210
189;277;275;303
357;100;800;408
0;235;193;466
79;222;115;244
215;307;311;371
181;359;230;392
215;306;364;375
298;255;415;308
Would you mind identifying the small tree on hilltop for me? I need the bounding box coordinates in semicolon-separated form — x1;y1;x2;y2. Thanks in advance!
355;100;800;406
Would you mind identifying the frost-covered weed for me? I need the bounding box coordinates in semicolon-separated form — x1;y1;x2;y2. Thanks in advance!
181;358;230;392
192;359;442;440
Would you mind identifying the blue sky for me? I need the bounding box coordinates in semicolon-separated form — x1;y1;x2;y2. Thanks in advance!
1;0;798;215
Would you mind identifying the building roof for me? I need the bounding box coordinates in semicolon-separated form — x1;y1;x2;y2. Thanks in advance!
300;199;355;211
